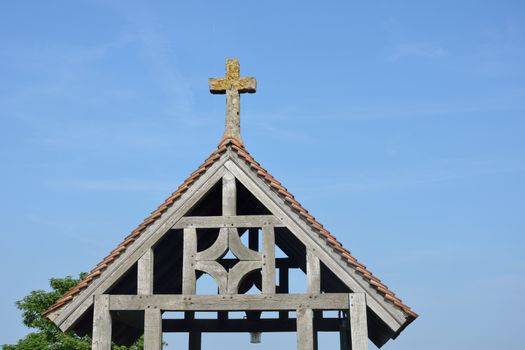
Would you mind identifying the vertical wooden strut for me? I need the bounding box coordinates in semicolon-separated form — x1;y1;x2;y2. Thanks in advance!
188;332;202;350
222;172;237;216
220;171;236;321
279;265;289;319
138;248;154;295
262;223;276;294
144;308;162;350
339;317;349;350
349;293;368;350
183;228;197;295
92;294;111;350
306;248;320;294
306;249;320;349
297;308;314;350
139;249;162;350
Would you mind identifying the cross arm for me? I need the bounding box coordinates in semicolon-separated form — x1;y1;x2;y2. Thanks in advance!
238;77;257;93
209;78;227;94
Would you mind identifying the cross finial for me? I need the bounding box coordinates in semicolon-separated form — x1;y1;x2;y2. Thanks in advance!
209;59;256;144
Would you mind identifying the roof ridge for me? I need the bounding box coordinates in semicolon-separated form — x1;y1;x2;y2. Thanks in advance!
44;142;230;317
228;144;418;319
45;139;417;323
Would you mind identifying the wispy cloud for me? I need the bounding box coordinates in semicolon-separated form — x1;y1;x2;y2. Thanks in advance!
23;213;110;248
114;2;194;115
0;34;141;131
387;42;447;61
252;119;310;143
46;178;175;192
264;86;525;123
297;154;525;194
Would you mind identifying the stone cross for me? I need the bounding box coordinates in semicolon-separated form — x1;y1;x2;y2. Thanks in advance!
209;58;256;144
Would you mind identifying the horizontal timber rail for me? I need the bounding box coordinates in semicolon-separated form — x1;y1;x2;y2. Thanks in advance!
108;294;349;311
172;215;284;229
162;318;344;333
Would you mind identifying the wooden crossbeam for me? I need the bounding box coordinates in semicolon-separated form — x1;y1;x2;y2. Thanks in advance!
108;294;349;311
162;318;345;333
173;215;283;229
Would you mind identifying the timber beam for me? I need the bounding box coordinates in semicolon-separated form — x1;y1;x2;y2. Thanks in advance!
108;294;349;311
162;318;345;333
173;215;284;229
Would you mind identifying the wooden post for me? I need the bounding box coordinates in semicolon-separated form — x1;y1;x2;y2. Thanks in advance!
339;316;349;350
144;308;162;350
313;311;321;350
222;172;236;216
307;248;320;350
221;172;236;321
349;293;368;350
279;265;289;319
138;248;154;295
183;228;197;295
92;294;111;350
249;228;259;251
297;308;314;350
306;249;320;294
188;331;202;350
262;224;275;294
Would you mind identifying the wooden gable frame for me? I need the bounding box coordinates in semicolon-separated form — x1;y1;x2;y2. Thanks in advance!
46;141;416;349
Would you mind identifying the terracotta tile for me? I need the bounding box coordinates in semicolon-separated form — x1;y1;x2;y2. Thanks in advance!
45;139;416;321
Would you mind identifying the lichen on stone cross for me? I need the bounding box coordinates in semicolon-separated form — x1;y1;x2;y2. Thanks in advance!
209;58;256;144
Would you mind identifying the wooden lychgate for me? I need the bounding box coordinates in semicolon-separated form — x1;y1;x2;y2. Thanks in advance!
45;59;417;349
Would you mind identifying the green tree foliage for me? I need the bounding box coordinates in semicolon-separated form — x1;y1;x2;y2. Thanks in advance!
3;274;144;350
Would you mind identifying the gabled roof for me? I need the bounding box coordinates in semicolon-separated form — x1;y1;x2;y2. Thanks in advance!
45;137;417;336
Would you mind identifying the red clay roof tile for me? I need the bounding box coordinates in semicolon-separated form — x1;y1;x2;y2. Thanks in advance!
44;138;417;321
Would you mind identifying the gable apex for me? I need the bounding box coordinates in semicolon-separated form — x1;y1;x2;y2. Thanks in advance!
45;137;416;345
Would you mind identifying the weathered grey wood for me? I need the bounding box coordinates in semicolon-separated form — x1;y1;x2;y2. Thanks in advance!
227;260;262;294
55;160;229;330
297;308;314;350
306;249;320;294
220;257;299;269
349;293;368;350
223;158;405;331
173;215;283;229
194;260;228;294
188;331;202;350
228;227;261;261
109;293;350;311
144;308;162;350
195;227;228;261
183;228;197;295
261;224;276;294
92;294;111;350
138;248;154;295
222;172;236;216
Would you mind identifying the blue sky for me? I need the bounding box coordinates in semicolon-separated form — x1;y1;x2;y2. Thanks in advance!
1;1;524;349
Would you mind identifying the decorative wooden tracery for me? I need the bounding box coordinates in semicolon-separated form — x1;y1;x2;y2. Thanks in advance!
91;170;369;350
